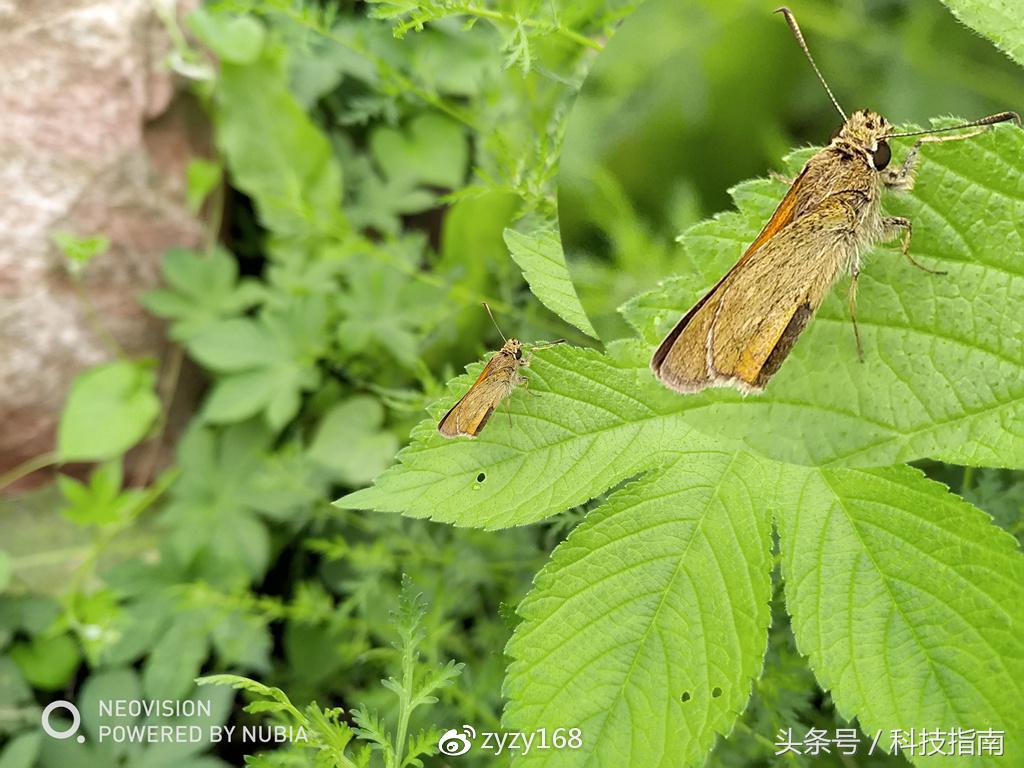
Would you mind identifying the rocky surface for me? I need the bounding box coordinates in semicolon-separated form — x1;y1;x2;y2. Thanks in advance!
0;0;206;486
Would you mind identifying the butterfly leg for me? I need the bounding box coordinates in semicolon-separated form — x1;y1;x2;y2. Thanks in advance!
769;170;795;186
847;264;864;362
520;373;539;397
882;215;946;275
883;126;989;192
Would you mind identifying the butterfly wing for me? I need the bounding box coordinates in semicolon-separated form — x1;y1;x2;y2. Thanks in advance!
438;353;518;438
653;191;859;392
652;167;809;379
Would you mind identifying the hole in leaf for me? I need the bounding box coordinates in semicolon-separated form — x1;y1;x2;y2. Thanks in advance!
711;687;722;698
476;472;486;483
680;692;691;702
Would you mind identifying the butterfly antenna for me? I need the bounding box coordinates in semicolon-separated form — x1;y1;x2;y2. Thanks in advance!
775;7;847;122
481;302;507;343
884;111;1021;139
532;339;567;350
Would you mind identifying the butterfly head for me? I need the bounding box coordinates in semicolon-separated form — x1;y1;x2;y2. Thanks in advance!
832;109;893;170
502;338;524;360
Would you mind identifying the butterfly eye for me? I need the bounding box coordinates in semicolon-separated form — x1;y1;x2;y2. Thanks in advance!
514;348;523;360
871;140;891;170
830;124;844;141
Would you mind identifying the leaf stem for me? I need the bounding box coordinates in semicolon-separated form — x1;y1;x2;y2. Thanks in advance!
732;712;782;753
71;279;128;360
446;4;604;51
0;451;60;493
392;637;416;768
961;465;975;493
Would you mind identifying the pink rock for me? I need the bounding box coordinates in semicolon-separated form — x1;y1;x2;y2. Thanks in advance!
0;0;208;489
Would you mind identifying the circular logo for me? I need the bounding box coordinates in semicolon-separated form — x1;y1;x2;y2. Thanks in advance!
437;727;473;756
41;700;85;743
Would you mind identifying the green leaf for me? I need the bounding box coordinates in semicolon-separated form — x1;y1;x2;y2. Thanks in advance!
629;125;1024;468
70;589;123;664
142;247;261;342
0;656;33;709
939;0;1024;67
9;633;81;691
437;192;520;318
185;158;223;212
57;459;145;526
0;732;41;768
338;342;739;527
196;674;303;721
402;729;439;768
57;360;160;462
505;226;598;338
79;668;142;742
214;44;347;243
190;299;328;430
370;113;468;190
202;370;280;425
776;464;1024;766
350;707;392;757
504;453;774;767
308;397;399;486
51;231;109;270
196;673;284;700
304;704;358;759
143;614;210;700
335;255;445;370
964;467;1024;537
161;422;279;584
188;319;277;372
211;612;272;672
188;8;267;64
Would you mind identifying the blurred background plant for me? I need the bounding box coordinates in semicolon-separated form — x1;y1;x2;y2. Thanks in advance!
0;0;1020;766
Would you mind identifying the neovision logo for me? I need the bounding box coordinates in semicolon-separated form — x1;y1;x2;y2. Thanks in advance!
38;698;309;745
40;701;85;743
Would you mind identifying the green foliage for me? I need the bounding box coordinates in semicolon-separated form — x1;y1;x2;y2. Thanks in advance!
189;6;267;64
57;460;144;526
504;226;597;338
371;113;467;191
185;158;224;213
142;246;262;341
213;33;348;245
504;453;773;766
51;231;110;274
776;465;1024;766
198;578;463;768
351;578;464;768
33;668;235;768
308;397;399;486
365;0;606;74
339;342;734;527
8;633;81;692
0;732;42;768
940;0;1024;66
57;360;160;462
191;300;329;429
